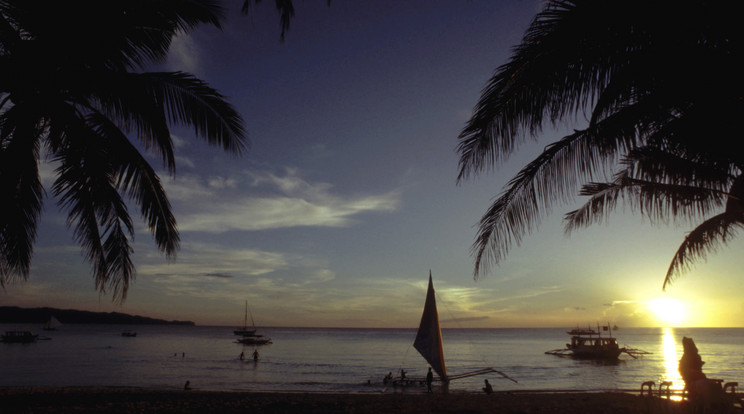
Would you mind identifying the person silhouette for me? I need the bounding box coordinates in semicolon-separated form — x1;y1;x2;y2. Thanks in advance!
426;367;433;392
482;379;493;394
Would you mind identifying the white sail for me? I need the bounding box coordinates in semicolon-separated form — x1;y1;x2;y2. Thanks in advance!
44;316;61;330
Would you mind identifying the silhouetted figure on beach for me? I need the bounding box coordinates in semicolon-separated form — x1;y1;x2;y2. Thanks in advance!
426;367;433;392
383;372;392;385
482;379;493;394
679;337;726;409
184;380;191;390
239;351;244;361
253;349;259;361
400;369;406;380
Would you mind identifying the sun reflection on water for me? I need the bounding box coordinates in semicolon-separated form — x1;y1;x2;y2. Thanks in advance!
661;327;685;399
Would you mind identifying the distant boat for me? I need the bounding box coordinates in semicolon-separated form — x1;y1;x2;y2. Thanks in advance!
234;300;272;345
234;301;257;336
236;334;272;345
545;325;649;359
121;330;137;337
390;272;516;387
2;330;39;343
43;316;62;331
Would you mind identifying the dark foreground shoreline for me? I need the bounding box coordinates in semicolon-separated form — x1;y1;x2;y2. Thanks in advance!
0;387;693;413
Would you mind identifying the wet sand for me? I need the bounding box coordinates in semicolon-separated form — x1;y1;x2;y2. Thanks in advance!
0;387;692;413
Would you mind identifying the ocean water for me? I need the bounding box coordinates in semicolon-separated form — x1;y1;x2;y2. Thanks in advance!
1;325;742;394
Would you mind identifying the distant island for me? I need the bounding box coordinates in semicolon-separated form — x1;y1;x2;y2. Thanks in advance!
0;306;195;326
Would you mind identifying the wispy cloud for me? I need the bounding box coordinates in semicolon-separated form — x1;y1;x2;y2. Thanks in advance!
137;242;288;279
166;33;202;75
165;168;400;233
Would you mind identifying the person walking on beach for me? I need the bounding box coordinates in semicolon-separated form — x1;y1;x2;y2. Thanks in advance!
239;351;244;361
426;367;433;392
253;349;259;361
482;379;493;394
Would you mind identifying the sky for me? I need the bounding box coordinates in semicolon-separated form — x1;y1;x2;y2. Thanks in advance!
4;0;744;328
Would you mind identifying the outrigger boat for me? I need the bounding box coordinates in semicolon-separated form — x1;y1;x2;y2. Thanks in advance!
1;330;39;343
388;272;516;388
545;325;649;360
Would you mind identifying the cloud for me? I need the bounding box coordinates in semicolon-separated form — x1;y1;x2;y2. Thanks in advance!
167;33;202;75
166;168;400;233
137;242;288;279
440;315;490;324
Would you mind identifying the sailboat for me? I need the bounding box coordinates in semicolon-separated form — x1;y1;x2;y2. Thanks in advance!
392;272;516;387
43;316;61;331
234;301;257;336
234;301;272;345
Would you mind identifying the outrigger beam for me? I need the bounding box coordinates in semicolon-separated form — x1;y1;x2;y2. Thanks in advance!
448;368;518;383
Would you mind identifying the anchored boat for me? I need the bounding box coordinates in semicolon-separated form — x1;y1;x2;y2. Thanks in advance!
234;300;272;345
545;325;650;360
389;272;516;387
1;330;39;343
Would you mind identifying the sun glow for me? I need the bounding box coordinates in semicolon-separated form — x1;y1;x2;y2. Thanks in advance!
647;298;686;326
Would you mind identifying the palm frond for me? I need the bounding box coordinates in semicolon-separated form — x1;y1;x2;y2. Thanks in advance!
0;0;224;70
92;72;247;162
564;172;727;234
664;212;744;289
87;113;179;257
470;98;656;278
242;0;296;41
50;118;136;302
0;108;43;284
457;0;661;181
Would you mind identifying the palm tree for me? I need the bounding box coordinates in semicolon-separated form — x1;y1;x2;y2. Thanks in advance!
0;0;247;301
564;146;744;288
456;0;743;284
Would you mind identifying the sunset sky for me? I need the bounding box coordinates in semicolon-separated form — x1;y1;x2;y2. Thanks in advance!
4;0;743;328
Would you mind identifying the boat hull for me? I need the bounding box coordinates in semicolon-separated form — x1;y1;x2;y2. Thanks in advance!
1;331;38;343
570;347;622;360
236;337;272;345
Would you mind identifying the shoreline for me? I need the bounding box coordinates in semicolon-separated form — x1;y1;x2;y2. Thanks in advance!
0;387;691;413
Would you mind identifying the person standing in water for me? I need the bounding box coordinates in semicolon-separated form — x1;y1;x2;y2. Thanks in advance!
252;349;259;361
426;367;433;392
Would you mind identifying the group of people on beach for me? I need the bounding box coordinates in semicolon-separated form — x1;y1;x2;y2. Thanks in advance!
382;367;494;394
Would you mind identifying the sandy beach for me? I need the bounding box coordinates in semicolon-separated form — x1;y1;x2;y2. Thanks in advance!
0;387;697;413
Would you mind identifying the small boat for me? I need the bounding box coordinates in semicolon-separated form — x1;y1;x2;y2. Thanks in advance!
234;301;257;336
389;272;516;387
545;325;649;359
1;330;39;343
121;330;137;337
43;316;62;331
236;335;272;345
234;300;272;345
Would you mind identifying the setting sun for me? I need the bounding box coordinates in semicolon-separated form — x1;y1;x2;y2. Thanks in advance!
647;298;686;326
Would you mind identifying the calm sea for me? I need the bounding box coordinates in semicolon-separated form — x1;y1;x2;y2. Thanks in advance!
1;325;742;393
